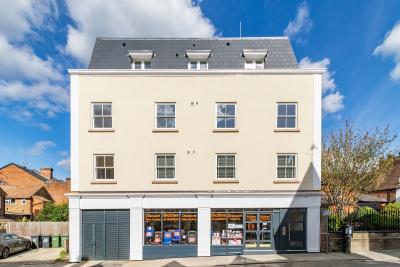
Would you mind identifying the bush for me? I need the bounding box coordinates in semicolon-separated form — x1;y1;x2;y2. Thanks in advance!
356;206;377;217
328;214;343;232
383;203;400;213
35;203;68;222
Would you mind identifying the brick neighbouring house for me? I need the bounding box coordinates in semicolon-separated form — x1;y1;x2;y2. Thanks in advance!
369;159;400;204
0;163;71;218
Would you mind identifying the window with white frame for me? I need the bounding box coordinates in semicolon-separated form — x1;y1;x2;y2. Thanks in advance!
156;103;176;128
244;60;264;70
156;154;175;179
189;60;208;70
92;103;112;128
94;155;114;179
277;103;297;129
5;198;15;205
216;103;236;128
21;199;26;205
133;61;151;69
277;154;297;179
216;154;236;179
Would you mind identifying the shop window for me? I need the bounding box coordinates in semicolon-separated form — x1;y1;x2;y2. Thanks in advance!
211;209;243;246
144;209;197;246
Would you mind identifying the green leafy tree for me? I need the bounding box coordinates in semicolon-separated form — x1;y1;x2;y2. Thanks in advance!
35;203;68;222
322;121;398;218
383;203;400;213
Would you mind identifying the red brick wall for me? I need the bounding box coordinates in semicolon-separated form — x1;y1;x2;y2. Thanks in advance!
0;164;44;186
45;180;71;204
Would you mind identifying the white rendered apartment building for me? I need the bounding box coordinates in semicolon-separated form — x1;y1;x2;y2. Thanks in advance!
68;37;323;261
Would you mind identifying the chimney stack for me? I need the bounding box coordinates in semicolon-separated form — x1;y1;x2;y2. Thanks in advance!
40;167;53;180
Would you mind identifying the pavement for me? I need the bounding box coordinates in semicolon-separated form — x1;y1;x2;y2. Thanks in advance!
1;249;400;266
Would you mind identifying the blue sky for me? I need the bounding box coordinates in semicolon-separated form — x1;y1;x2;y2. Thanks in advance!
0;0;399;179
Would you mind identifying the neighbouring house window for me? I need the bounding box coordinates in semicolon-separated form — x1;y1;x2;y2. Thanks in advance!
277;103;297;129
217;154;236;179
5;198;15;205
95;155;114;179
189;60;208;70
92;103;112;128
21;199;26;204
277;154;297;179
156;154;175;179
216;103;236;128
245;60;264;70
144;209;197;246
133;61;151;69
156;103;176;128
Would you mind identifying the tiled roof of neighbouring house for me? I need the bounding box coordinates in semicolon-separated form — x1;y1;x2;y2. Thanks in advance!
89;37;298;69
376;159;400;191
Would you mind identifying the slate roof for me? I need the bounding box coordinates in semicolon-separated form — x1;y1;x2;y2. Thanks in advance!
88;37;298;69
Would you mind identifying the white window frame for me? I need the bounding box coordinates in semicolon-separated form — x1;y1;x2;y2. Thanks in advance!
91;102;112;129
94;154;115;180
188;60;208;70
132;60;151;70
276;102;298;129
216;103;236;129
5;198;15;205
216;154;236;179
21;199;26;205
155;102;176;129
244;60;264;70
276;153;297;179
155;153;176;180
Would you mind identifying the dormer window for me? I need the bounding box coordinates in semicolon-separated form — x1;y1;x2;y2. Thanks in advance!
128;50;153;70
243;49;267;70
186;50;211;70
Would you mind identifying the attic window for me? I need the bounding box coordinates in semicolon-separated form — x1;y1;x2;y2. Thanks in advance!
243;49;268;70
128;50;154;69
186;50;211;70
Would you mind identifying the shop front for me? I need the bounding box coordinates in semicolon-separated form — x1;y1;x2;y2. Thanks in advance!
143;209;198;259
211;208;306;255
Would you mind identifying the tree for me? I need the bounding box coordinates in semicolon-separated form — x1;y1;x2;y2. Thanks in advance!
322;121;397;217
35;203;68;222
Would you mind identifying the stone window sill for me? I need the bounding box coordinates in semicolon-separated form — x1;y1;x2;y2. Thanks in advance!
152;128;179;133
213;179;239;184
152;179;178;184
88;128;115;132
213;129;239;133
91;180;117;184
273;179;300;184
274;128;300;133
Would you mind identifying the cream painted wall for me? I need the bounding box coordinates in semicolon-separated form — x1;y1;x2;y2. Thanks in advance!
75;73;317;192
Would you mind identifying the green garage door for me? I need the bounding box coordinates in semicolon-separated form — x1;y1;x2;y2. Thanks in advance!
82;210;130;260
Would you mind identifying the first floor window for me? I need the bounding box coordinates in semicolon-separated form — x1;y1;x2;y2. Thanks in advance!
95;155;114;179
5;198;15;204
217;154;236;179
277;154;297;179
156;154;175;179
92;103;112;128
216;103;236;128
144;209;197;245
277;103;297;129
156;103;176;128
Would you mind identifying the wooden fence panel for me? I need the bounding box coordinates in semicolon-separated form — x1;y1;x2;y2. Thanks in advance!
6;222;69;238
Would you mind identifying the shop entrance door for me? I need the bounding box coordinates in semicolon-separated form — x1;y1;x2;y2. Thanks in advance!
244;212;272;250
274;209;306;251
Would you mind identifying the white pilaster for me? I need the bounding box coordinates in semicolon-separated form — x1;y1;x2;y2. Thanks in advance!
70;74;80;191
197;195;211;257
68;196;81;262
313;73;322;191
130;196;144;260
306;206;320;252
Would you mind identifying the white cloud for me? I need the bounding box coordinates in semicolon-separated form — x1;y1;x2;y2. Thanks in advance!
284;2;312;42
299;57;335;93
374;21;400;81
299;57;344;114
27;141;55;156
322;91;344;114
57;157;71;171
65;0;217;64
